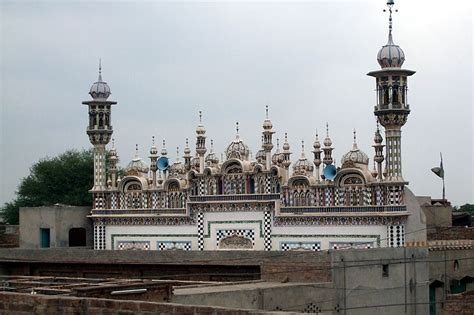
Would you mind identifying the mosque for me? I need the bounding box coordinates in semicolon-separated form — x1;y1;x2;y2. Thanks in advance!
83;1;426;251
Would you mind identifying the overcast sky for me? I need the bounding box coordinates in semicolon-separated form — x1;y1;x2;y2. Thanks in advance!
1;0;472;206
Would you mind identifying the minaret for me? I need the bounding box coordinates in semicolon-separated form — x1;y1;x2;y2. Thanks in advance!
372;122;385;181
183;138;192;171
161;139;168;180
262;105;275;171
109;138;119;189
149;136;158;188
195;111;207;174
82;60;116;192
313;130;322;182
367;0;415;181
281;133;291;179
322;123;334;167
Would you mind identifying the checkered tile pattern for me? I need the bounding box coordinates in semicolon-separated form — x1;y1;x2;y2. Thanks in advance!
119;193;125;209
280;241;321;251
388;225;405;248
265;176;271;193
142;193;148;208
264;211;272;251
376;186;383;206
94;194;104;209
157;241;191;251
325;188;333;206
94;224;106;250
199;179;204;195
330;241;373;250
304;303;321;314
216;229;255;246
197;212;204;250
364;188;372;206
110;193;118;209
117;241;150;250
151;192;158;208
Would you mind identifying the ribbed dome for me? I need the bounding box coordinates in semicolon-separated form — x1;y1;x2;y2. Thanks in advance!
89;63;111;100
255;149;266;163
169;161;185;176
125;156;149;175
191;155;200;169
377;33;405;68
293;154;314;176
341;143;369;165
226;136;250;160
205;152;219;165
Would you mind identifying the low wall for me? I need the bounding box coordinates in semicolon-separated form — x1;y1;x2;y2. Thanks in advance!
445;291;474;315
0;291;261;314
428;226;474;241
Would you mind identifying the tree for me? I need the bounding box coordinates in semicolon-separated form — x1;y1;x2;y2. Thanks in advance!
1;150;94;224
454;203;474;214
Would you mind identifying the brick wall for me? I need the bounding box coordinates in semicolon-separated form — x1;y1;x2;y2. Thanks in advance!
445;291;474;315
0;291;257;314
428;226;474;241
0;225;19;248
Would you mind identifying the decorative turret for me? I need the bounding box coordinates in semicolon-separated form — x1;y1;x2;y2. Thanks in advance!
183;138;192;171
205;140;219;167
367;0;415;181
271;138;283;166
109;138;119;189
372;122;385;181
262;105;275;170
161;139;168;180
293;141;314;176
82;60;117;192
256;136;266;165
149;136;158;187
226;122;250;161
125;144;149;177
281;133;291;179
341;129;369;168
169;147;186;178
322;123;334;166
195;111;207;174
312;131;322;182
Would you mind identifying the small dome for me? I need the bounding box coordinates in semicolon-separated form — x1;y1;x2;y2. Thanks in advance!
374;128;383;144
196;124;206;135
313;134;321;149
226;136;250;160
125;156;149;175
263;119;273;130
89;63;111;100
191;155;200;169
184;146;191;155
377;34;405;68
341;143;369;165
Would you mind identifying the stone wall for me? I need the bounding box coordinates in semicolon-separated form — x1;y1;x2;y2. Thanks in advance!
428;226;474;241
0;225;19;248
0;292;257;314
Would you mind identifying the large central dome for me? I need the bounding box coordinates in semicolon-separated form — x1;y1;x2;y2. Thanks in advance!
226;135;250;160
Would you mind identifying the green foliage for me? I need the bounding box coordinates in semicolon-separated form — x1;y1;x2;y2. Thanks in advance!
1;150;94;224
454;203;474;214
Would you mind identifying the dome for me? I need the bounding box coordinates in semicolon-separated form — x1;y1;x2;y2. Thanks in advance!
226;136;250;160
125;156;149;175
205;152;219;165
341;143;369;166
313;133;321;149
169;161;185;176
293;154;314;176
255;149;266;163
191;155;200;169
377;34;405;68
196;124;206;135
89;63;111;100
263;119;273;130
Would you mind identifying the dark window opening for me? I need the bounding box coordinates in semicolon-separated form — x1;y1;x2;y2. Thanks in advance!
382;264;389;277
69;228;87;247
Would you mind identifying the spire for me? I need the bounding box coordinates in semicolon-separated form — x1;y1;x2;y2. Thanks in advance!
301;140;306;158
210;139;214;153
235;121;240;138
276;138;280;152
352;128;358;150
199;110;202;124
384;0;397;45
134;143;139;158
98;58;102;82
266;105;269;119
161;139;167;156
176;146;180;161
111;138;115;149
324;123;333;147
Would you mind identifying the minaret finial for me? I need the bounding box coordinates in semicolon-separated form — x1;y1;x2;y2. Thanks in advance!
152;135;155;145
210;139;214;152
301;140;305;153
112;138;115;149
265;105;269;119
353;129;357;144
186;138;189;146
285;132;288;142
326;123;329;137
98;58;103;81
384;0;397;44
135;143;138;156
176;146;179;160
199;111;202;124
236;121;239;135
163;139;166;147
276;138;280;150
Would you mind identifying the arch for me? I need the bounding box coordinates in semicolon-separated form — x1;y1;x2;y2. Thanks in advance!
221;159;244;174
164;178;181;191
68;228;87;247
288;176;311;188
334;169;367;187
119;176;148;192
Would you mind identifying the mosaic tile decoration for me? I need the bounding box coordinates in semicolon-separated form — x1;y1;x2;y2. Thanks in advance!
157;241;191;251
117;240;150;250
330;241;373;250
280;241;321;251
263;211;272;251
388;224;405;248
216;229;255;246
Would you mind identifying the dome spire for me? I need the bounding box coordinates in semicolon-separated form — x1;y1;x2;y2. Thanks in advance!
301;140;305;158
135;143;139;158
352;128;358;150
377;0;404;68
98;58;102;82
161;139;167;156
384;0;397;45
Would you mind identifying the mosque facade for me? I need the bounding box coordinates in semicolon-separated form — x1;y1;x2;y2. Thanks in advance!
83;2;426;251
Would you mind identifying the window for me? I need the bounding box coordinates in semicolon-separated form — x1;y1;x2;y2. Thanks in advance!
69;228;87;247
40;228;50;248
382;264;389;277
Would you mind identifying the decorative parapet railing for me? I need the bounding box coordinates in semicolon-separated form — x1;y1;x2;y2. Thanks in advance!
279;205;407;214
91;208;187;215
189;194;280;203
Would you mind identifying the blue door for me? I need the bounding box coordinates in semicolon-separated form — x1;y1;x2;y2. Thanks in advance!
40;228;50;248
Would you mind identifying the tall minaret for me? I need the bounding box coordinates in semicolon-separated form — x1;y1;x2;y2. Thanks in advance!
262;105;275;171
281;133;292;179
82;60;116;193
322;123;334;167
313;131;322;182
149;136;158;188
195;111;207;174
367;0;415;181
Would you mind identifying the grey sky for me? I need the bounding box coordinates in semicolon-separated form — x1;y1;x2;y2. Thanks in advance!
1;0;472;206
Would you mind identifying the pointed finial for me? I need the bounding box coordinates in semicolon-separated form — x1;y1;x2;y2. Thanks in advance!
326;123;329;137
163;139;166;147
236;121;239;135
277;138;280;149
265;105;269;119
316;129;318;138
199;111;202;124
176;146;179;159
383;0;397;44
98;58;103;81
135;143;139;156
111;138;115;149
152;135;155;145
186;138;189;146
210;139;214;152
353;129;357;144
285;132;288;142
301;140;305;153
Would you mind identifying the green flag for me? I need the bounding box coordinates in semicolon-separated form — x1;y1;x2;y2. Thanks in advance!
431;153;444;179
